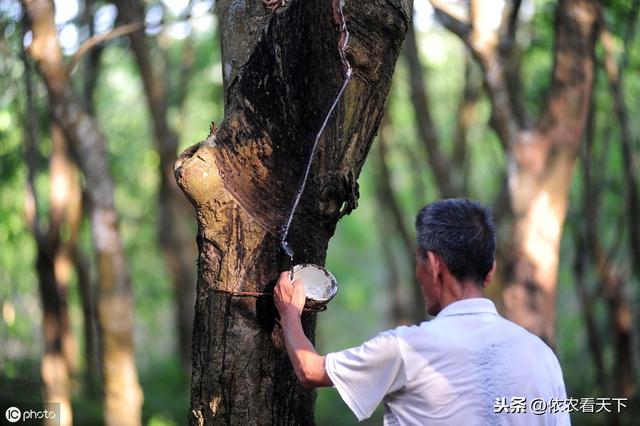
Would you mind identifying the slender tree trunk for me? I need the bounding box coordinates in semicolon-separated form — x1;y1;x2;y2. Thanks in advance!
175;0;410;423
23;54;74;426
40;125;76;426
113;0;197;371
580;86;635;400
404;19;455;198
72;238;100;387
572;104;608;393
23;1;143;424
599;16;638;400
77;1;103;385
376;121;426;323
451;54;482;193
600;25;640;279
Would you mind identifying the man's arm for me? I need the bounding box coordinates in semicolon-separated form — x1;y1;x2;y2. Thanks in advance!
274;271;333;388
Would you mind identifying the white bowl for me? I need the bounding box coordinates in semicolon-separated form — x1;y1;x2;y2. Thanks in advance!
292;264;338;311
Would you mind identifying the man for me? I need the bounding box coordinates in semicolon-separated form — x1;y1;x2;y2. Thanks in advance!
274;199;569;425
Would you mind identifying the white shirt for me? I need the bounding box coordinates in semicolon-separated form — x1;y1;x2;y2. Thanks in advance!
324;298;570;425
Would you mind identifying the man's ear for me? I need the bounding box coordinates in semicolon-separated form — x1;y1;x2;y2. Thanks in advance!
427;251;442;280
483;260;497;288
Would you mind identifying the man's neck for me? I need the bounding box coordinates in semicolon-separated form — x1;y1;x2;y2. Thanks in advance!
441;277;484;309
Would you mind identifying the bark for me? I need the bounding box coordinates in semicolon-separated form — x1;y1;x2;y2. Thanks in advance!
22;1;143;424
23;54;73;426
502;0;598;348
174;0;411;424
432;0;599;347
113;0;198;371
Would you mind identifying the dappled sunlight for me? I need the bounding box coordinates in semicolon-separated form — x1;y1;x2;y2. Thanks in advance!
521;190;563;290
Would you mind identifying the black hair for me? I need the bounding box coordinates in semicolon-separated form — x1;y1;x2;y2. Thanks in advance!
415;198;496;284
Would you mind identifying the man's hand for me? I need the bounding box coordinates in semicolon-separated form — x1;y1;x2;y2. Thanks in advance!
273;271;333;388
274;271;306;318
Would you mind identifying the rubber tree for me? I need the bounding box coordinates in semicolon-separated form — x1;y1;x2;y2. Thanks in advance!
174;0;411;423
22;0;143;424
430;0;600;347
113;0;198;370
23;54;76;425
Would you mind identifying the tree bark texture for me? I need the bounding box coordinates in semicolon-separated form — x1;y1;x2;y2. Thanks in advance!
174;0;411;424
502;0;598;348
23;1;143;424
113;0;198;371
432;0;599;347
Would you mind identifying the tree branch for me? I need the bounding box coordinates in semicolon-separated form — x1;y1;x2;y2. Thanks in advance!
403;20;455;197
451;54;482;191
430;0;470;42
431;0;520;149
67;22;142;73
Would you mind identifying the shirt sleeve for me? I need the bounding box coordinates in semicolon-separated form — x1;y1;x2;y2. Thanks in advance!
324;331;407;421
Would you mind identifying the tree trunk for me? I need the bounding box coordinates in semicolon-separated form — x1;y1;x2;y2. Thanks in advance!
113;0;198;371
23;1;143;424
403;19;455;198
431;0;599;347
501;0;598;347
77;2;104;385
175;0;410;424
23;53;74;426
502;135;581;346
375;120;426;323
600;25;640;279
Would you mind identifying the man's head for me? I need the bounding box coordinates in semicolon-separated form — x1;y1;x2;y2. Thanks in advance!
415;199;496;315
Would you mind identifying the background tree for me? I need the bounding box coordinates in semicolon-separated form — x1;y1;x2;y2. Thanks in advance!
22;53;76;426
429;0;600;347
22;0;143;424
113;0;197;371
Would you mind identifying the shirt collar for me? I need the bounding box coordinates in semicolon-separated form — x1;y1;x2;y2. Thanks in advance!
435;298;499;318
